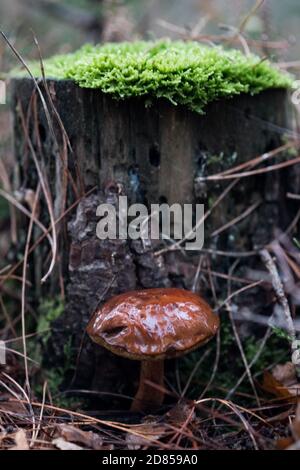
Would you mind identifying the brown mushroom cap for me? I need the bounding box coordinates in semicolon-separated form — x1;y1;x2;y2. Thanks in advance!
87;288;219;361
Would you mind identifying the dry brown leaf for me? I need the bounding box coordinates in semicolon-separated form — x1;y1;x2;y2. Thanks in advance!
276;436;294;450
292;402;300;440
126;402;196;450
0;426;7;448
278;403;300;450
165;401;196;426
52;437;83;451
126;419;167;450
10;429;29;450
273;363;298;386
262;362;300;401
0;399;27;414
58;424;103;450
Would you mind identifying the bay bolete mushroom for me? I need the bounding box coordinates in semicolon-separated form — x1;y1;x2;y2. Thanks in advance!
87;288;219;412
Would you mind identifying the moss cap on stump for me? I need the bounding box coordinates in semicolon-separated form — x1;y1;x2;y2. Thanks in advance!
13;40;292;114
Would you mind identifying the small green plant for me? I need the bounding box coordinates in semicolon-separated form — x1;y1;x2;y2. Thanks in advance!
37;298;64;343
29;297;77;406
293;238;300;250
271;326;293;342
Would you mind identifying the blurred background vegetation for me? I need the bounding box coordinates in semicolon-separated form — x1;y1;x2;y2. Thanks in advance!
0;0;300;69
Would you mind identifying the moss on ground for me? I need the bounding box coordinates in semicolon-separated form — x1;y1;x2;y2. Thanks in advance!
37;298;64;343
14;40;292;113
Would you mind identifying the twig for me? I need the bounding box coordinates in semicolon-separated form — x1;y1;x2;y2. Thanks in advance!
260;249;296;340
21;184;41;395
260;249;300;377
197;154;300;182
156;19;289;50
30;380;47;448
191;255;204;292
0;158;17;244
216;280;264;312
287;192;300;200
228;0;265;43
211;200;261;238
18;102;57;284
209;143;294;179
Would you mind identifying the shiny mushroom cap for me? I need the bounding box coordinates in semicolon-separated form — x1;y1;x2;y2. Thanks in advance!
87;288;219;361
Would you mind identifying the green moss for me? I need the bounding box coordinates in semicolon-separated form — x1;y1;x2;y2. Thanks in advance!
15;40;292;113
37;298;64;343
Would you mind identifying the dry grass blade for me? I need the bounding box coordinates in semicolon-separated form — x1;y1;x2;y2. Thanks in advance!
211;200;261;238
227;304;261;407
0;158;17;244
196;398;261;450
0;31;58;149
18;104;57;284
10;429;29;450
0;186;96;290
216;280;264;312
0;188;53;248
199;154;300;181
199;329;221;399
21;184;41;395
225;327;271;402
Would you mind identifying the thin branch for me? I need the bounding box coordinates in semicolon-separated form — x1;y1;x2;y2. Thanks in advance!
260;249;296;340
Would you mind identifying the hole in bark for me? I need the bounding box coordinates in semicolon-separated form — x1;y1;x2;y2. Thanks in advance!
38;124;47;143
159;195;168;204
196;141;209;167
149;145;161;167
102;326;127;338
244;107;252;120
264;138;278;153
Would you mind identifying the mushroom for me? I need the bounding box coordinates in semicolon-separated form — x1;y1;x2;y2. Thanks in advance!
87;288;219;412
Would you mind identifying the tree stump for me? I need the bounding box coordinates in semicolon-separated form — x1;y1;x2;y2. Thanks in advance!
10;78;298;404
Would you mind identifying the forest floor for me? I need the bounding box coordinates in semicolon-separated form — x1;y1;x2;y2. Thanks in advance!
1;6;300;450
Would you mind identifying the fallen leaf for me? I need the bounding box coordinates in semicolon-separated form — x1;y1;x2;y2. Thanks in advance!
165;401;196;426
276;436;294;450
126;418;167;450
262;362;300;401
52;437;83;451
58;424;103;450
10;429;29;450
292;402;300;440
0;399;27;414
275;402;300;450
273;363;298;387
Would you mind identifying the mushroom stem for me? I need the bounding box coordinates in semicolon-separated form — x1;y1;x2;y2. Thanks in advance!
131;360;165;412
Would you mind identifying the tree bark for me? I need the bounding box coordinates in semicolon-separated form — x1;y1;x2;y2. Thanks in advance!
9;78;298;403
